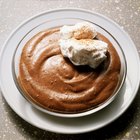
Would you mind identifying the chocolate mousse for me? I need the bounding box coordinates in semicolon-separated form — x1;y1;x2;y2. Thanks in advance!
18;24;121;113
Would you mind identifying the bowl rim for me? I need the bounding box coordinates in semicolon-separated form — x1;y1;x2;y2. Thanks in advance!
11;17;127;118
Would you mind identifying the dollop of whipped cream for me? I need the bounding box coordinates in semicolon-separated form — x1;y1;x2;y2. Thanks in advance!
59;22;108;69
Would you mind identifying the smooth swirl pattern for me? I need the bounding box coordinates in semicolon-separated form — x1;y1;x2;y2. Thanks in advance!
18;28;121;113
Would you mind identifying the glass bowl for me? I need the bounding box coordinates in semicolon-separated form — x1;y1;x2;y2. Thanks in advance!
12;18;127;118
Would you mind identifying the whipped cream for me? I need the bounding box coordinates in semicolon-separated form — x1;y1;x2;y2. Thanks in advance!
59;22;108;68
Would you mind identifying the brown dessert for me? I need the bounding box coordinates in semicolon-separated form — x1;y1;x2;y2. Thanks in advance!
18;27;121;113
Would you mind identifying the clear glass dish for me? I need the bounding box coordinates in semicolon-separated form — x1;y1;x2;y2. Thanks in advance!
12;18;127;118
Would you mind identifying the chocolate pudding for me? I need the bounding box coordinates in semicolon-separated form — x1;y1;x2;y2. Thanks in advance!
18;27;121;113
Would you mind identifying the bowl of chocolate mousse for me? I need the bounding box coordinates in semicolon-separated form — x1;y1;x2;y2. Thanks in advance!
12;20;126;118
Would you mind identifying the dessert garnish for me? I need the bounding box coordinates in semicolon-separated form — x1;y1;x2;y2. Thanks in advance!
59;22;108;68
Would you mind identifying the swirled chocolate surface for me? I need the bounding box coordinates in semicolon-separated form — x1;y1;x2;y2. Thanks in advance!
18;28;121;113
